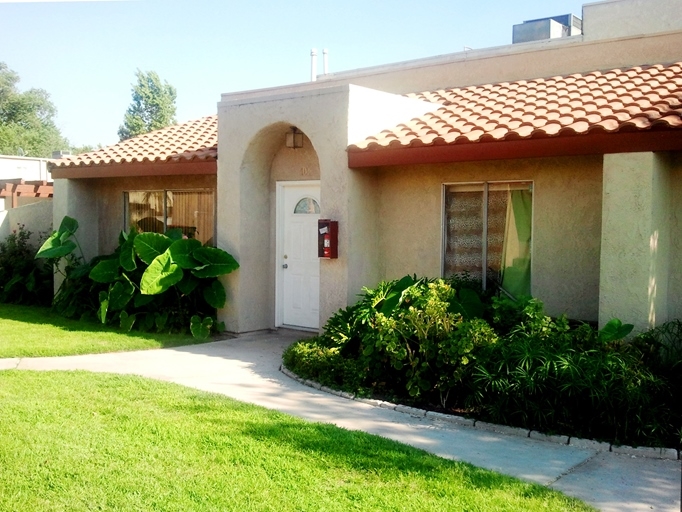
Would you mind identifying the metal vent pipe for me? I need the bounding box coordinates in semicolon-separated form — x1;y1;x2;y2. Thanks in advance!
310;48;317;81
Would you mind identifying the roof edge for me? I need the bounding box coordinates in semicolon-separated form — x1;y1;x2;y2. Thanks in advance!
51;160;217;179
348;130;682;168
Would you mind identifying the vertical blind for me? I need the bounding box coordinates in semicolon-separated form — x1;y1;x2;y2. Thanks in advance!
125;190;215;246
444;182;532;297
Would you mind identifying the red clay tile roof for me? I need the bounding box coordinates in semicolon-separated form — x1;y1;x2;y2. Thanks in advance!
348;63;682;153
51;115;217;168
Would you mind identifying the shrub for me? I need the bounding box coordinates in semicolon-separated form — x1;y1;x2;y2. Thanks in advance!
284;274;682;448
36;216;239;338
282;337;366;392
0;224;52;306
360;278;496;405
285;275;495;407
468;302;674;447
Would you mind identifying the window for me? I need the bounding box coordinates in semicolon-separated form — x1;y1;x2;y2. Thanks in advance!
124;190;215;246
294;197;320;214
443;181;532;298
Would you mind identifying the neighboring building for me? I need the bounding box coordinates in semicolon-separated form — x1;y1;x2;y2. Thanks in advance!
52;0;682;333
0;155;54;242
0;155;52;210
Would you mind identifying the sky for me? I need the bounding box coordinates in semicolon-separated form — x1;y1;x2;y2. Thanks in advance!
1;0;586;148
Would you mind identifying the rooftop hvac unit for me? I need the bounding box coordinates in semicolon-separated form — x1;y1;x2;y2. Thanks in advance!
512;14;582;44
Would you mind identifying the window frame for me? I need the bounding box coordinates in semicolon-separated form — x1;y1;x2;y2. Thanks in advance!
441;180;534;293
123;188;217;246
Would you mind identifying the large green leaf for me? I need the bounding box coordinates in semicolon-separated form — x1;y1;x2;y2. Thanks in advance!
190;315;213;340
191;247;239;278
140;251;184;295
176;273;200;296
169;238;202;269
108;279;135;311
134;232;173;265
120;311;136;332
35;232;77;259
134;293;156;308
379;275;417;315
155;311;169;332
139;312;155;332
119;229;138;272
97;291;109;324
202;279;227;309
89;258;121;283
449;288;484;320
58;216;79;236
598;318;634;343
165;228;184;241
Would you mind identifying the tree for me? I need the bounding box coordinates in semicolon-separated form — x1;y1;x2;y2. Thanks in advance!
118;70;177;141
0;62;70;158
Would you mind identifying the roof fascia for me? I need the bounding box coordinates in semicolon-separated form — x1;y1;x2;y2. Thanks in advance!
51;161;216;180
347;131;682;168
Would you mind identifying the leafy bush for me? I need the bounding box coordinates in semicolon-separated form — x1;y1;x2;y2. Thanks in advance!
284;275;495;407
284;274;682;448
36;216;239;338
469;305;670;446
282;337;366;393
0;224;52;306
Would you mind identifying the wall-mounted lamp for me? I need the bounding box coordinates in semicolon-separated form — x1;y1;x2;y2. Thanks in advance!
285;127;304;149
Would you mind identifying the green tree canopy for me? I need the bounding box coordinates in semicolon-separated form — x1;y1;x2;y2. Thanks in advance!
118;70;177;141
0;62;70;158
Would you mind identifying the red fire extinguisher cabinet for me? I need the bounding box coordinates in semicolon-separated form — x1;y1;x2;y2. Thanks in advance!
318;219;338;259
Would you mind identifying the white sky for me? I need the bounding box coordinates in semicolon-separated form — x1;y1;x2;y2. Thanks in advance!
1;0;586;147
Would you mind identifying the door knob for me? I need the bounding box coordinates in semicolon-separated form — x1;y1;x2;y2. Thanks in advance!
282;264;288;269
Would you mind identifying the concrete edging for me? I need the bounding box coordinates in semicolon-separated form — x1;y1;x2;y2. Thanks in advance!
279;365;681;461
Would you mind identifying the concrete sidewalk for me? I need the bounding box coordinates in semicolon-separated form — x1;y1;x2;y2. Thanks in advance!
1;330;680;512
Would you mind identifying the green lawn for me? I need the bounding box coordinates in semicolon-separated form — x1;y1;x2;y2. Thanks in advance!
0;371;593;512
0;304;204;358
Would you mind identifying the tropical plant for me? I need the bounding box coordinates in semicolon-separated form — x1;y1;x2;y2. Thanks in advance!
36;216;239;338
285;275;494;407
283;274;682;448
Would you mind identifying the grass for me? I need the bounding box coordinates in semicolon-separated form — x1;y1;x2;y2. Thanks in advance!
0;370;594;512
0;304;204;358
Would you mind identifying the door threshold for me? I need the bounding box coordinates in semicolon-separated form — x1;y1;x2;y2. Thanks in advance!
278;325;319;334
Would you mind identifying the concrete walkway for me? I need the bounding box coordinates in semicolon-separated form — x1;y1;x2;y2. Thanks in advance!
1;330;680;512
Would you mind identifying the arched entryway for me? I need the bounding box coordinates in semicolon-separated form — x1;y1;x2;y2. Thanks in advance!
219;122;321;332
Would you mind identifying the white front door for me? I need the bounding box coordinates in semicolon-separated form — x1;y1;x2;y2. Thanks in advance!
277;182;320;329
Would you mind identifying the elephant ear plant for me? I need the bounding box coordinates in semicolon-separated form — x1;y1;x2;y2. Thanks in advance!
37;216;239;339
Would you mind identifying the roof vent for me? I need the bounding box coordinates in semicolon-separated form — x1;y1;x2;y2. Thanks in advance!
512;14;582;44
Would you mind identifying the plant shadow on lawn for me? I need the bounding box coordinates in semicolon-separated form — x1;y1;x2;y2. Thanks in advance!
0;304;204;348
230;414;567;502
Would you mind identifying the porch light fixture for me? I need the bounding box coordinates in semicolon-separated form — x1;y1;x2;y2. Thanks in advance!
286;127;304;149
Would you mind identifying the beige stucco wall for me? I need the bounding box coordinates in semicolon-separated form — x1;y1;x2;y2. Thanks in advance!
0;200;52;246
218;87;355;333
7;200;53;246
91;175;216;255
665;154;682;320
217;84;438;332
583;0;682;41
53;175;216;261
375;155;603;322
53;179;100;263
600;152;673;330
229;29;682;107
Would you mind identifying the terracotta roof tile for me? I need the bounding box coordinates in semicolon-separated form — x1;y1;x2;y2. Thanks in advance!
51;115;217;168
349;62;682;152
